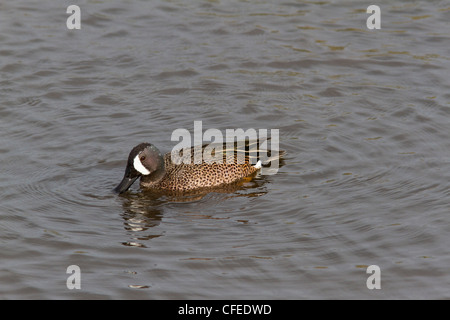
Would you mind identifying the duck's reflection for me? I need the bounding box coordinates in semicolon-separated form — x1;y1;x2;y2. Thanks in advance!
119;192;165;247
118;169;282;247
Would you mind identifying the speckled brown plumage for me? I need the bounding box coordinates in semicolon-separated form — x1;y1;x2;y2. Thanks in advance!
140;152;259;191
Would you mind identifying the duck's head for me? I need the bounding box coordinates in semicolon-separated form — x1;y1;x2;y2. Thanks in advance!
114;143;164;194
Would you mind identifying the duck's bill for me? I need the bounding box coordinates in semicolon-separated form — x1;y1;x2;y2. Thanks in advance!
113;175;140;194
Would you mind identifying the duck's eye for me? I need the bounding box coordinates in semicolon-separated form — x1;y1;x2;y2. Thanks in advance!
140;156;146;161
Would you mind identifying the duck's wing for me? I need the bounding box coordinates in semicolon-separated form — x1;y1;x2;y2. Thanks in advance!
169;138;284;166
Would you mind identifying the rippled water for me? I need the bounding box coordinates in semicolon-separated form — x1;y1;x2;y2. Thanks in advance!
1;0;449;299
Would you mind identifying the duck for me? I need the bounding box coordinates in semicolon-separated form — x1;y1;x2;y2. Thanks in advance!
114;139;284;194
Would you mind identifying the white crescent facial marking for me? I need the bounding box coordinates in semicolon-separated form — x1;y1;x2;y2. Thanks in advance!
133;154;151;175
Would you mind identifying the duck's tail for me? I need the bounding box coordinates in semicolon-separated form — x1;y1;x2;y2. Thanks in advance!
242;139;286;175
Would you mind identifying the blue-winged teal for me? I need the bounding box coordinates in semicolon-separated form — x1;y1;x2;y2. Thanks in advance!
114;139;284;194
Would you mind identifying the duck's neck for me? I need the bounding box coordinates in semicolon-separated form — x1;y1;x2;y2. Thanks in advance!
141;162;166;185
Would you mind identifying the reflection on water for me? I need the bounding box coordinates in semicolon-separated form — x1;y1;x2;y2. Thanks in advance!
118;173;272;248
120;194;164;247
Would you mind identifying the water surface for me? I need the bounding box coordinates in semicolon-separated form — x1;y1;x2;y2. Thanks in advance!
1;0;449;299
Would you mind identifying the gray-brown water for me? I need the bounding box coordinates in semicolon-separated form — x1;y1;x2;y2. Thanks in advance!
1;0;449;299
